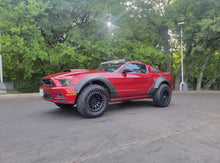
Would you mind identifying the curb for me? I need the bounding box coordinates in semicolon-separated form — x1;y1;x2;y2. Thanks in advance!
0;93;39;98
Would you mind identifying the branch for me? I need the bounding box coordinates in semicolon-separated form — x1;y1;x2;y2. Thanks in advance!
200;49;216;73
204;72;220;90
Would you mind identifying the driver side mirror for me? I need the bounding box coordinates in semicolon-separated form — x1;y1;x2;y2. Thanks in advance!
122;68;133;73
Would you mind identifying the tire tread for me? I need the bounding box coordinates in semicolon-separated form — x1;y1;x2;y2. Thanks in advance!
76;84;109;118
153;84;171;107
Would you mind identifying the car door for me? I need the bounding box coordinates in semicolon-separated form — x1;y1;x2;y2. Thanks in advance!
114;63;154;98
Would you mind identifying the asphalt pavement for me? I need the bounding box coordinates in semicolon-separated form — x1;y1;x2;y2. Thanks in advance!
0;91;220;163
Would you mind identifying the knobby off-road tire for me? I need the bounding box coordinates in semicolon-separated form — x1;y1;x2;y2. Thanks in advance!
55;103;74;109
153;84;171;107
76;84;109;118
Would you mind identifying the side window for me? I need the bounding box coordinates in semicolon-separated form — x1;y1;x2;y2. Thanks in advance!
122;63;148;73
151;67;160;73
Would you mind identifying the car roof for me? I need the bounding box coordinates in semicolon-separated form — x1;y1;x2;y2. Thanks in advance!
126;61;151;67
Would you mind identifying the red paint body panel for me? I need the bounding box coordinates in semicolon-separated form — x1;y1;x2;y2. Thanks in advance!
42;86;77;104
106;72;154;97
40;61;173;104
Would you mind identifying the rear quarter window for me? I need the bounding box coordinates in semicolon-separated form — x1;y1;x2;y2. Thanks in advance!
151;67;160;73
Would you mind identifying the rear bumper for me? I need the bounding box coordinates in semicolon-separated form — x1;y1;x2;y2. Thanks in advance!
40;86;77;104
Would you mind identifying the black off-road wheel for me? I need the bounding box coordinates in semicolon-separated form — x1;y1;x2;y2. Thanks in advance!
153;84;171;107
55;103;74;109
76;84;109;118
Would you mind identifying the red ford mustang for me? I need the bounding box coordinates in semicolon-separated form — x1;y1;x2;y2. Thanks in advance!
40;59;173;118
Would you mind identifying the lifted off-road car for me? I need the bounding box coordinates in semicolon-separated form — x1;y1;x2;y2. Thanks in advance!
40;59;173;118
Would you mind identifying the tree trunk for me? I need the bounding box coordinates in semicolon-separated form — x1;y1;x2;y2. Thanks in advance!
164;27;170;72
196;50;216;90
196;72;203;91
161;25;170;72
174;71;181;90
204;73;220;90
166;60;171;73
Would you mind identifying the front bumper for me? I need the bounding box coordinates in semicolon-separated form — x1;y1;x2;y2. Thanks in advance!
40;86;77;104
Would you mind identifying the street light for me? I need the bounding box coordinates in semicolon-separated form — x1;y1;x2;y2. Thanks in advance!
178;22;188;91
107;21;112;28
107;20;114;35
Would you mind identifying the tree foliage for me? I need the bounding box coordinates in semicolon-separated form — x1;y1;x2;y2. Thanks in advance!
0;0;219;92
166;0;220;90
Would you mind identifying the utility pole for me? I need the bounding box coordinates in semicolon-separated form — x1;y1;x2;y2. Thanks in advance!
178;22;188;91
0;28;7;93
0;55;3;84
0;29;3;84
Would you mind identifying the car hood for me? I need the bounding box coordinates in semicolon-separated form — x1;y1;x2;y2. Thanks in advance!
43;69;105;79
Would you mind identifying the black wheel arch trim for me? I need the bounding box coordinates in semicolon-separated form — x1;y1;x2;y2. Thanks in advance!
74;75;119;99
148;77;171;95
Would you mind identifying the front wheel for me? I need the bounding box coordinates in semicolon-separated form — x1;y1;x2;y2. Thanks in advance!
76;85;109;118
153;84;171;107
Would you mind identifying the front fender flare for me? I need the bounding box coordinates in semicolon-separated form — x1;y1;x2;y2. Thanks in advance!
74;75;119;99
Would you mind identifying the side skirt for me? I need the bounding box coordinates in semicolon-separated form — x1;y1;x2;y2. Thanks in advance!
110;95;152;102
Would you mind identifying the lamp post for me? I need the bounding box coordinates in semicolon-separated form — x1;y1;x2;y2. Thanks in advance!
0;55;2;84
178;22;188;91
107;20;114;35
0;29;2;84
0;29;7;93
106;19;114;59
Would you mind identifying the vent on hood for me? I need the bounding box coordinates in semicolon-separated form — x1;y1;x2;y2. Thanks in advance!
63;69;88;72
64;69;71;72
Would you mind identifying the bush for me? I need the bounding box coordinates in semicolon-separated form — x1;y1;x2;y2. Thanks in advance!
14;79;41;93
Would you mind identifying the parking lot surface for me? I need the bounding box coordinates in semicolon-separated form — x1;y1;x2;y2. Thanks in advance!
1;91;220;163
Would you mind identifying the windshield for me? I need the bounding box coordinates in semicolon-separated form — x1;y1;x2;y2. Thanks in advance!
97;63;125;72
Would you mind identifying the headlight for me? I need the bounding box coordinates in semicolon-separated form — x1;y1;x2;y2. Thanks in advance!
58;79;73;86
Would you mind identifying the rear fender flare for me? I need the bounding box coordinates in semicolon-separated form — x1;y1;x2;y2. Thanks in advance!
74;76;119;99
148;77;171;95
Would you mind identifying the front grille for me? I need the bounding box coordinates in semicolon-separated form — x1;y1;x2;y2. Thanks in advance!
43;94;52;100
41;78;55;87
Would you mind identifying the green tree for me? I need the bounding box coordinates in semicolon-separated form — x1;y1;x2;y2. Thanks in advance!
0;0;49;91
166;0;220;90
1;0;219;92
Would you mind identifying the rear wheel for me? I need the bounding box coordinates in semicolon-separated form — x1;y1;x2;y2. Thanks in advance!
55;103;74;109
153;84;171;107
76;84;109;118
